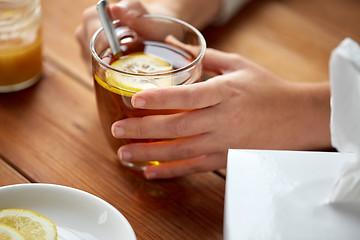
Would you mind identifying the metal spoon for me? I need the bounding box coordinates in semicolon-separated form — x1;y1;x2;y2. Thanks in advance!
97;0;121;57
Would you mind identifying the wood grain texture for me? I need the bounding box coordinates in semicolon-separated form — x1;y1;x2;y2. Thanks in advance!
41;0;360;86
283;0;360;41
1;0;359;239
41;0;98;85
0;158;30;186
0;61;225;239
203;0;360;83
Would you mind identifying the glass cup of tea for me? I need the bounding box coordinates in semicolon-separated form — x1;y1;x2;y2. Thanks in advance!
90;15;206;171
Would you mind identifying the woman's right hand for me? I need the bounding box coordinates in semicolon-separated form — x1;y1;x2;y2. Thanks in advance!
111;48;332;179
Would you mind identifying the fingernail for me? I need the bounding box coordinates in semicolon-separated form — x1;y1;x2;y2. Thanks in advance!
112;126;124;138
145;171;157;180
132;97;146;108
119;150;132;161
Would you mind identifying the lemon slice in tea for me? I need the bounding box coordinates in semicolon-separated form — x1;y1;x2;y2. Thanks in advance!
101;52;174;97
0;223;26;240
0;209;57;240
112;52;173;74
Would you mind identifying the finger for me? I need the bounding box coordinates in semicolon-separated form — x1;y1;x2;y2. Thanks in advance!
75;25;89;63
143;152;227;179
75;25;84;46
81;6;101;40
131;49;251;110
76;6;102;71
117;132;224;163
112;106;217;139
203;48;247;74
131;77;224;110
165;35;202;60
110;0;148;23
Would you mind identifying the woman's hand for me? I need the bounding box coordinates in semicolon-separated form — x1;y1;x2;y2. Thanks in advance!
111;48;332;179
76;0;149;70
76;0;220;70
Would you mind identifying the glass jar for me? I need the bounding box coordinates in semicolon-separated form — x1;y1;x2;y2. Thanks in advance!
0;0;42;93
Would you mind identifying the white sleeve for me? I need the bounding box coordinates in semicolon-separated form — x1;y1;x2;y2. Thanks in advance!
329;38;360;202
214;0;251;24
330;38;360;154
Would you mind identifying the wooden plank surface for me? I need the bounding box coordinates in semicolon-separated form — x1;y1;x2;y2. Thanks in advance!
283;0;360;41
1;0;360;239
203;0;360;84
41;0;360;86
0;60;225;239
0;158;30;186
41;0;98;85
3;1;226;238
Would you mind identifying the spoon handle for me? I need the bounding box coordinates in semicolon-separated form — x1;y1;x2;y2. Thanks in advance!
97;0;121;56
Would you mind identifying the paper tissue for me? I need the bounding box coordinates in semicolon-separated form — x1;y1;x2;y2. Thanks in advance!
329;38;360;202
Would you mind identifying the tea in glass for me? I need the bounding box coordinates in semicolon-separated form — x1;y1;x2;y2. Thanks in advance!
91;15;206;170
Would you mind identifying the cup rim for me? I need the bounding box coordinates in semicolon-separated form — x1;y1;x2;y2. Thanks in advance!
90;14;206;77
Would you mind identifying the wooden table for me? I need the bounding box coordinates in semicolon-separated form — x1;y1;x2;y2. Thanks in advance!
1;0;359;239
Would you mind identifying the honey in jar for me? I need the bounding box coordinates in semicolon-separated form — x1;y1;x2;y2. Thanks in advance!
0;0;42;92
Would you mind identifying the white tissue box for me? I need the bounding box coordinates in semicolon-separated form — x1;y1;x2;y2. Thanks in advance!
224;149;360;240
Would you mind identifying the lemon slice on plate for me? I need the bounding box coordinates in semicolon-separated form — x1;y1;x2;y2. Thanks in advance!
0;223;26;240
97;52;174;97
0;209;57;240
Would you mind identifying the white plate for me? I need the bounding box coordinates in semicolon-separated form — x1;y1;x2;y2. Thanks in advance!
0;183;136;240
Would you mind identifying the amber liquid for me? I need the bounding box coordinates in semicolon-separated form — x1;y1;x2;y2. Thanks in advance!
94;41;196;169
0;35;42;89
